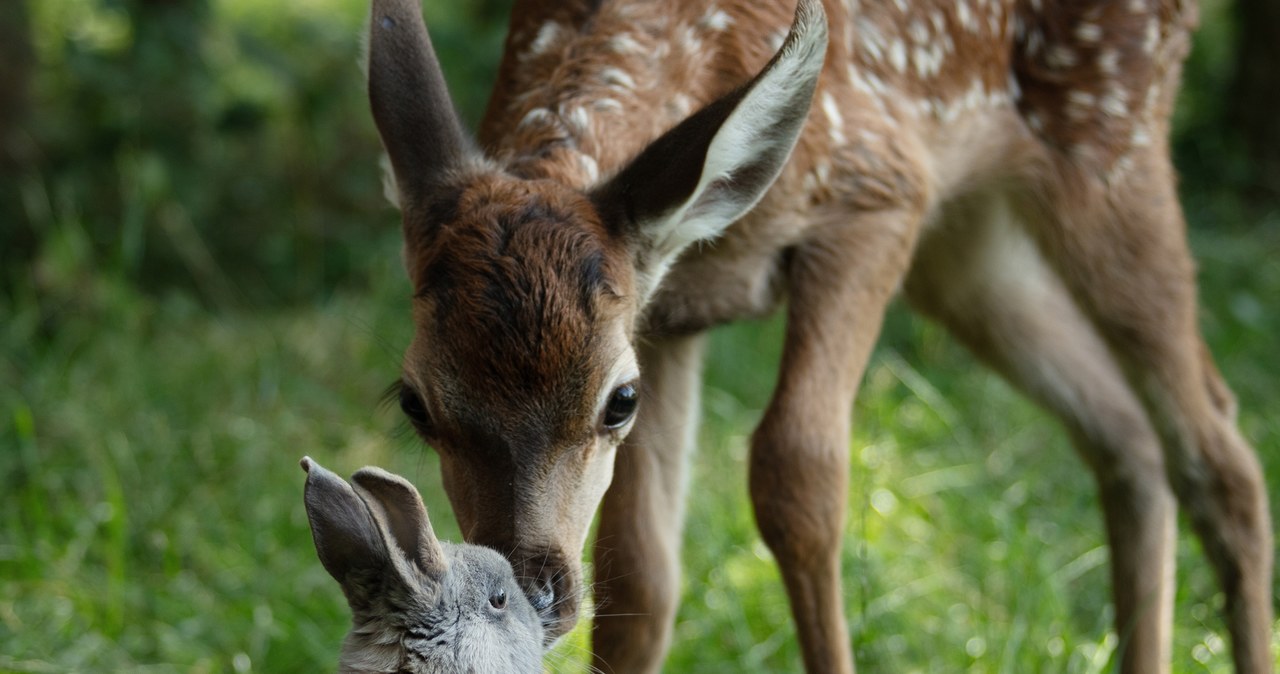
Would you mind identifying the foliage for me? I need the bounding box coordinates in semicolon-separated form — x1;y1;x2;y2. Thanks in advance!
4;0;510;306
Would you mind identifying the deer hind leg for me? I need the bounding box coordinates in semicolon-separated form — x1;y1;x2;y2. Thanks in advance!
751;209;922;674
591;333;705;674
906;192;1176;673
1039;155;1274;673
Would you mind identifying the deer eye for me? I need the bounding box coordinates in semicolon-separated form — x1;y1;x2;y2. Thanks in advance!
399;384;431;433
602;382;639;430
489;588;507;610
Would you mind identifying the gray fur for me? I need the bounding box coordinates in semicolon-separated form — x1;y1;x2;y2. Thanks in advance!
301;457;543;673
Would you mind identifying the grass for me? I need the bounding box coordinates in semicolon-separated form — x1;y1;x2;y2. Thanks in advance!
3;206;1278;673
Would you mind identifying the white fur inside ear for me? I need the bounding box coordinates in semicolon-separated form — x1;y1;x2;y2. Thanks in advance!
646;0;827;273
380;153;402;210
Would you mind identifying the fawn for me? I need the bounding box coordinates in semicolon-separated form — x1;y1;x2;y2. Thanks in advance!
366;0;1273;671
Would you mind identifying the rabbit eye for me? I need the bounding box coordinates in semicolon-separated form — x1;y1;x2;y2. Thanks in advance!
488;588;507;610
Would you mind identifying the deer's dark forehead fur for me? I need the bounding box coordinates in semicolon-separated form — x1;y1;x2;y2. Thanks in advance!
404;173;631;446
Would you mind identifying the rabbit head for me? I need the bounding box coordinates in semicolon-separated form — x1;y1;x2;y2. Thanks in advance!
301;457;544;673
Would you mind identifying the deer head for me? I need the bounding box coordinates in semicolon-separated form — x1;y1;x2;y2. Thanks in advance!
368;0;827;641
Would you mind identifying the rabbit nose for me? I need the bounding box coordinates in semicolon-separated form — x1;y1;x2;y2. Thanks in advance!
529;579;555;612
511;548;579;640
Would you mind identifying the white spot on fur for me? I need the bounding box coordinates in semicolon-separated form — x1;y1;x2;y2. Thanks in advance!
912;44;945;79
518;107;554;130
1144;82;1162;112
802;172;818;193
930;11;946;35
1067;90;1095;120
606;34;643;55
593;98;623;113
1067;90;1095;107
577;153;600;184
1075;22;1101;43
912;46;930;78
850;68;890;116
563;105;591;134
821;92;847;146
909;19;930;44
699;8;733;32
1143;18;1160;54
1097;48;1120;76
667;93;693;118
1046;45;1078;69
958;1;976;31
768;29;788;52
863;71;889;97
889;39;907;73
679;25;702;53
600;67;636;91
812;160;832;187
1100;91;1127;117
530;22;565;56
857;18;886;62
1111;155;1135;183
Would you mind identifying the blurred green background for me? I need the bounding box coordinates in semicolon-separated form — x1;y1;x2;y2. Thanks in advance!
1;0;1277;671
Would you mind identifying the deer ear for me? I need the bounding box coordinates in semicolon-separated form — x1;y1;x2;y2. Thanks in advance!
368;0;474;209
592;0;827;297
351;466;448;579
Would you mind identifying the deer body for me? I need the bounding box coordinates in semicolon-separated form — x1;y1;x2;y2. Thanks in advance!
367;0;1273;672
478;0;1196;336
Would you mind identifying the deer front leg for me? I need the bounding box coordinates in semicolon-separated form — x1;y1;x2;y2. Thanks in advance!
750;213;920;674
592;334;705;673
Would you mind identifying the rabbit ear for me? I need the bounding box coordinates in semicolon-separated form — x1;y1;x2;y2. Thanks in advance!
300;457;391;586
351;466;448;579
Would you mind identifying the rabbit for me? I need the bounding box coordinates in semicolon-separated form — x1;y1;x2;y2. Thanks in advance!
300;456;544;673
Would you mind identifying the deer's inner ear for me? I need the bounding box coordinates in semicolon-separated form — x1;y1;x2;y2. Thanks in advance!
590;0;828;299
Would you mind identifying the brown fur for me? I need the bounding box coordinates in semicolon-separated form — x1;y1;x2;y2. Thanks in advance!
366;0;1274;671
